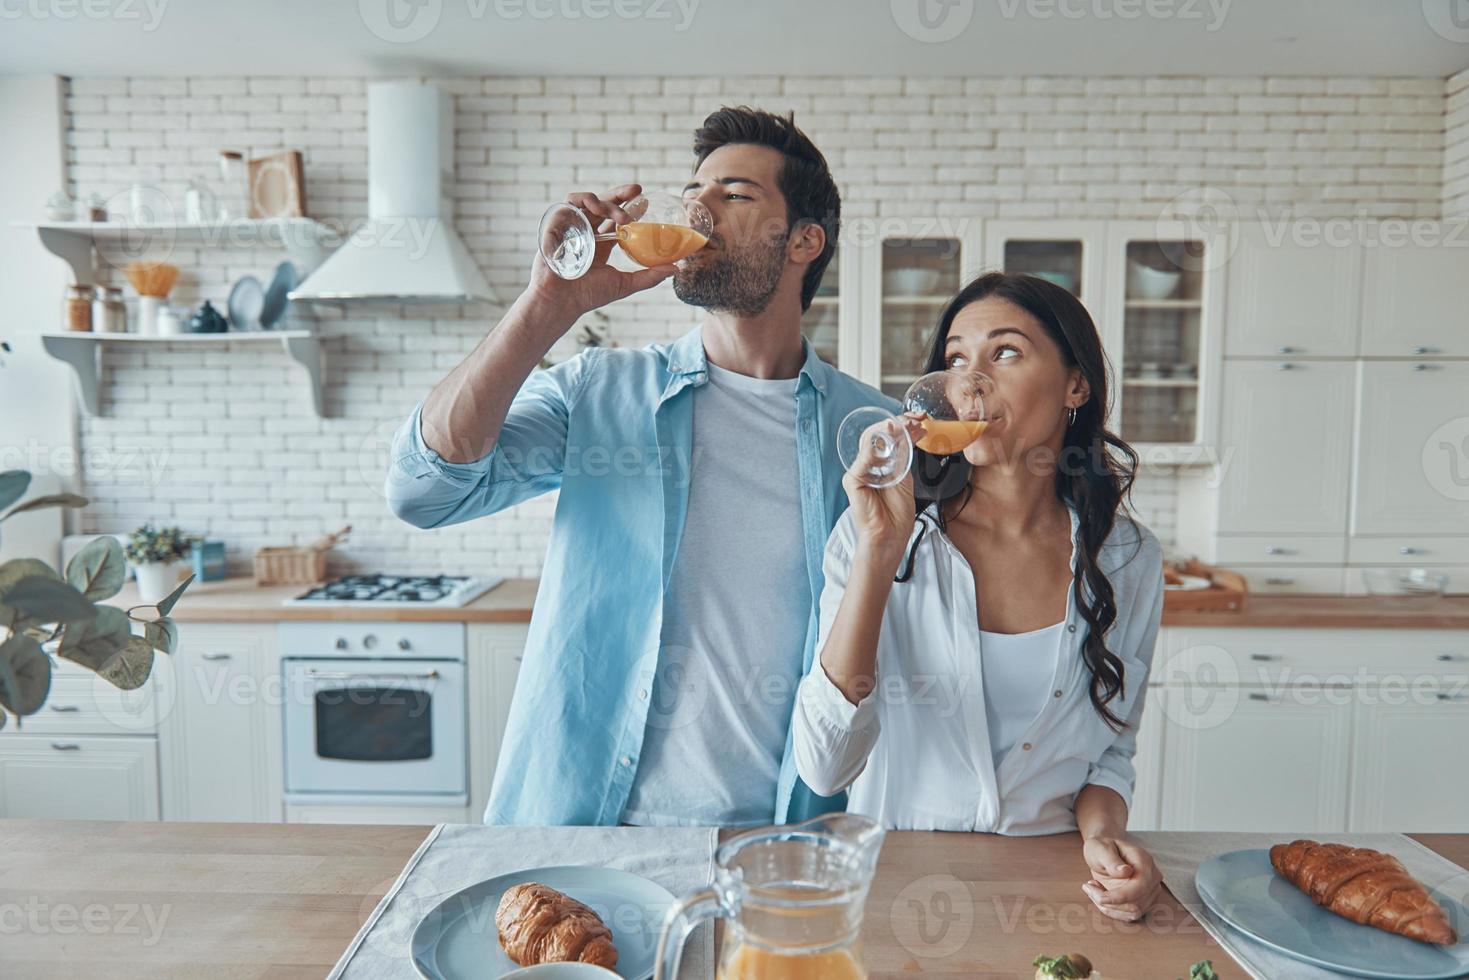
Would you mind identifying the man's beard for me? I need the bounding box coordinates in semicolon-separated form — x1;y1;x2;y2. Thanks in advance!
672;232;786;318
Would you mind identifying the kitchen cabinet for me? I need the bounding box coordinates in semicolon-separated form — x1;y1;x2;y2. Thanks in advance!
861;233;978;400
1214;360;1355;535
156;623;283;823
982;220;1109;313
1224;222;1362;358
1158;682;1352;832
1359;237;1469;357
0;734;159;821
1349;682;1469;832
1351;360;1469;537
467;623;528;823
1126;686;1166;832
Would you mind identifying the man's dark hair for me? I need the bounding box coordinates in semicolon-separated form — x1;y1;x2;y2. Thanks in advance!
692;106;840;313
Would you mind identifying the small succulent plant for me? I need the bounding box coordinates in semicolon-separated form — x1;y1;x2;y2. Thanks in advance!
125;524;193;565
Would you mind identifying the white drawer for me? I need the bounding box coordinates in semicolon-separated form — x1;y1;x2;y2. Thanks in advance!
1158;628;1469;688
1347;537;1469;566
1342;566;1469;596
1235;566;1345;595
1215;535;1347;565
3;658;158;735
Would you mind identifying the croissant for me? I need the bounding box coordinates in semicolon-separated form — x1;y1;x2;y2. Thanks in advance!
1269;839;1458;945
495;882;619;968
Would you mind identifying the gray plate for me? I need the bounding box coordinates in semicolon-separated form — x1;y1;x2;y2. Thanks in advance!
261;260;297;329
410;865;675;980
1195;849;1469;979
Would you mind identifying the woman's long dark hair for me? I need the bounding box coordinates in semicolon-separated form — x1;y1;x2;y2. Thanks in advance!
896;271;1141;733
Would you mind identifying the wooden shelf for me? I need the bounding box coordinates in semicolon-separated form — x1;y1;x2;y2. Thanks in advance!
882;295;950;306
14;218;333;286
39;330;324;417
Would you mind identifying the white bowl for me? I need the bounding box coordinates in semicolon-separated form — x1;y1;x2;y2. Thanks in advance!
500;965;622;979
884;267;941;296
1126;261;1182;300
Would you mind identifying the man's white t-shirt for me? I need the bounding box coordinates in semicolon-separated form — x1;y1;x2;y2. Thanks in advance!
620;362;812;827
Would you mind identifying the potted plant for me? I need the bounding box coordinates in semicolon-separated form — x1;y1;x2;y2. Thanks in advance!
0;469;192;727
125;524;193;604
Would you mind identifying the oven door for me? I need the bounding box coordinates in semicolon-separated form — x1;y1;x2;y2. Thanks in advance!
283;658;466;800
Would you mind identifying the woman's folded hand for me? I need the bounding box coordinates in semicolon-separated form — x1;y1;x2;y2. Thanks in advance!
1080;834;1164;923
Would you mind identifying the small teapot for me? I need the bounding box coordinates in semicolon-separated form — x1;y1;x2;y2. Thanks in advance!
187;299;228;334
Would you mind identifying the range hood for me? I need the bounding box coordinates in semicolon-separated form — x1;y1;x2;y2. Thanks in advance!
290;81;495;305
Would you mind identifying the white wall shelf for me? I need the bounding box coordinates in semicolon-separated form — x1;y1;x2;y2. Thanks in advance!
39;331;324;418
14;218;333;286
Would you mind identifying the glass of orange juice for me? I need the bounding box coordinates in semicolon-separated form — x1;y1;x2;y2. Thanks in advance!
538;191;713;279
837;369;997;489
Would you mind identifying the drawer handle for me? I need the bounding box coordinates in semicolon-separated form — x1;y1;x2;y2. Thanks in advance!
1411;346;1439;355
1276;363;1297;371
1277;346;1299;354
201;653;232;662
1437;693;1469;703
48;704;80;713
50;742;81;751
1265;577;1295;586
1436;654;1465;662
1399;547;1421;556
1264;546;1293;556
1249;654;1281;662
1248;693;1278;702
1413;363;1438;372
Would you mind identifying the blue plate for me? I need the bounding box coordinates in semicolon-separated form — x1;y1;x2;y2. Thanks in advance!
410;865;675;980
1195;848;1469;979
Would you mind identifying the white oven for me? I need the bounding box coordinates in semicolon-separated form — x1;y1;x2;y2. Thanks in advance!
280;621;467;807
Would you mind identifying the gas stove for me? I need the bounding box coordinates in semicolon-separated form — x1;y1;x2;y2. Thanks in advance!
285;573;502;608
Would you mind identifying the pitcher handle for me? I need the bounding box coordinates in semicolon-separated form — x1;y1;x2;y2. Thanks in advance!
653;885;723;980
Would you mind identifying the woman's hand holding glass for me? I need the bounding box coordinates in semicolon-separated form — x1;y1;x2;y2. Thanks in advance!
841;413;925;569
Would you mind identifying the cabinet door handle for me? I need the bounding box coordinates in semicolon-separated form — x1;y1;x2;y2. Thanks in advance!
1276;346;1299;354
1436;654;1465;662
1437;692;1469;703
1276;363;1297;371
50;742;81;751
1247;693;1278;703
1265;546;1293;556
48;704;80;713
201;653;232;662
1265;577;1296;586
1411;346;1439;355
1249;653;1280;662
1400;547;1421;556
1413;363;1438;372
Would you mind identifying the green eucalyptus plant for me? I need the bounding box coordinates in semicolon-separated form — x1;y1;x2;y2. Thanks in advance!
0;469;193;730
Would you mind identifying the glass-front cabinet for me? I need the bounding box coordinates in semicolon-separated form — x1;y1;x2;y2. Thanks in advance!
983;220;1109;315
872;236;967;400
802;245;842;367
1104;221;1223;462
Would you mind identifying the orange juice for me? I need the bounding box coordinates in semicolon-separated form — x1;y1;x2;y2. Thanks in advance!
616;222;708;266
915;418;988;455
716;943;866;980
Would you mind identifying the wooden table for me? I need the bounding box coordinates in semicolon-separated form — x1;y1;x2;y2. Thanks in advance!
0;820;1464;979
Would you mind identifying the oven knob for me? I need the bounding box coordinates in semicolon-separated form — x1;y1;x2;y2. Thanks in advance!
363;634;377;650
398;638;412;651
335;637;348;650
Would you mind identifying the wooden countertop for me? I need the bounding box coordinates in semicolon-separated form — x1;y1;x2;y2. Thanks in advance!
105;577;538;623
111;576;1469;629
9;820;1463;978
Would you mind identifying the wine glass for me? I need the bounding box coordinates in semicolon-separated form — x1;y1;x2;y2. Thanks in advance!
838;369;997;489
538;191;713;280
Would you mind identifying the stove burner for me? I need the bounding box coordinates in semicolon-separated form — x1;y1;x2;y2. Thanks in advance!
293;574;482;604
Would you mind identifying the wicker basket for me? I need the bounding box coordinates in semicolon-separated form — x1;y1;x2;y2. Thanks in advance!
253;525;350;586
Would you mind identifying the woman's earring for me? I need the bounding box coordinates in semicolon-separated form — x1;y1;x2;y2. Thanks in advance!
1067;406;1078;427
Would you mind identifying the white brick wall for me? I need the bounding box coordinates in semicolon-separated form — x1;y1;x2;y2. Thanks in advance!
1447;67;1469;219
62;74;1454;578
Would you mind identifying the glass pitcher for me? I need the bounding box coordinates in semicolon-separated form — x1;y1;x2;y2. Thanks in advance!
653;813;886;980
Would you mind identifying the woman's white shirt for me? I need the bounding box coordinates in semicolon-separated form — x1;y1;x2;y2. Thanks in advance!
792;502;1165;834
